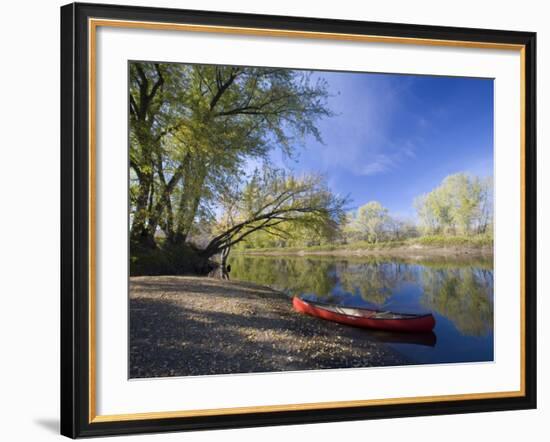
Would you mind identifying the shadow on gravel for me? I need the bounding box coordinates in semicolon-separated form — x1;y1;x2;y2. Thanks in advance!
129;277;408;378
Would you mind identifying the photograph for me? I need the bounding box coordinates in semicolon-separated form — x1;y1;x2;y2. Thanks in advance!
128;61;495;378
57;2;537;437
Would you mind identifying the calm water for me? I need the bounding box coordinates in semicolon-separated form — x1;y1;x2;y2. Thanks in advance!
228;254;494;365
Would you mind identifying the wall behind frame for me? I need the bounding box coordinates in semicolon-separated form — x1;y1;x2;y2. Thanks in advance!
0;0;545;441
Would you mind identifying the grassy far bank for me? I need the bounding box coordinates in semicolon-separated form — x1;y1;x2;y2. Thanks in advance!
230;252;494;271
131;234;492;276
236;234;493;256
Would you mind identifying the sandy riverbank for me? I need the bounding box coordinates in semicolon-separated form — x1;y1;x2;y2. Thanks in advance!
129;276;407;378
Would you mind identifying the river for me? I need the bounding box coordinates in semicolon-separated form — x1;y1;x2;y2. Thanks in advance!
228;254;494;366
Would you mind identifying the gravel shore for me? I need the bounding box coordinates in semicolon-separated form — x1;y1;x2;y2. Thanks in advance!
129;276;407;378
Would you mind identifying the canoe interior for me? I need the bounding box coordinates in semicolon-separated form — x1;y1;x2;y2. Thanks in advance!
305;299;430;320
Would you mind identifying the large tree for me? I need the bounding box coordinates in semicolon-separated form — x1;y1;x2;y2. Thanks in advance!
129;62;332;250
204;166;347;269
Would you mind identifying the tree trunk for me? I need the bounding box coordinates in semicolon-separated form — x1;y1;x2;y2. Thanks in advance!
130;170;156;248
221;246;231;273
173;163;206;243
148;159;185;242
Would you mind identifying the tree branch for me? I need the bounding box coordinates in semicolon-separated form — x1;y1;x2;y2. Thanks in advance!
209;68;240;111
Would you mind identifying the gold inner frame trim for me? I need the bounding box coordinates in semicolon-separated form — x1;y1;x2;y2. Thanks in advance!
88;17;527;423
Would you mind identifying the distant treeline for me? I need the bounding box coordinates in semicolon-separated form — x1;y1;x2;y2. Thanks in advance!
237;172;493;250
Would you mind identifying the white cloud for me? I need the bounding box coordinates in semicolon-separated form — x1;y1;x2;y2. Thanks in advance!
358;147;416;176
360;154;395;176
307;73;421;178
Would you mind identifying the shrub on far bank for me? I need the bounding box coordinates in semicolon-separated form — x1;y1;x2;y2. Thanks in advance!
413;234;493;247
239;234;493;254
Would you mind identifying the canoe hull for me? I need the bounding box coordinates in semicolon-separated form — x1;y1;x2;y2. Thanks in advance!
293;297;435;333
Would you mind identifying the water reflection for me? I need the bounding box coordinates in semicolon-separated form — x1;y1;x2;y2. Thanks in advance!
229;254;494;365
420;267;493;337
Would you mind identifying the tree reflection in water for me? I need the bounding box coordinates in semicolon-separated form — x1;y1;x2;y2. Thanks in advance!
420;266;493;336
229;255;493;338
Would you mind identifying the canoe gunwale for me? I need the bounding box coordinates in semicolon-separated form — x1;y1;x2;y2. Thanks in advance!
297;297;433;321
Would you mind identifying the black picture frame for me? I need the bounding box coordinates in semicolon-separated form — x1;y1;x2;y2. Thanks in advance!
61;2;537;438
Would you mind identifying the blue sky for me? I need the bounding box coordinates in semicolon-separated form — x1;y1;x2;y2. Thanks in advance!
262;70;494;220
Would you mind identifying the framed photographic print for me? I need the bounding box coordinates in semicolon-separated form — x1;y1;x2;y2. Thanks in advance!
60;2;537;438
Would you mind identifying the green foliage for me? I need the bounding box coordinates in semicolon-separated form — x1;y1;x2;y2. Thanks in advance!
344;201;390;243
414;173;493;236
340;202;419;245
240;171;495;253
129;62;333;255
208;165;347;256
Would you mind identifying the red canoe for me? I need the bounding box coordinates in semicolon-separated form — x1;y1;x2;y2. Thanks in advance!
292;297;435;333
